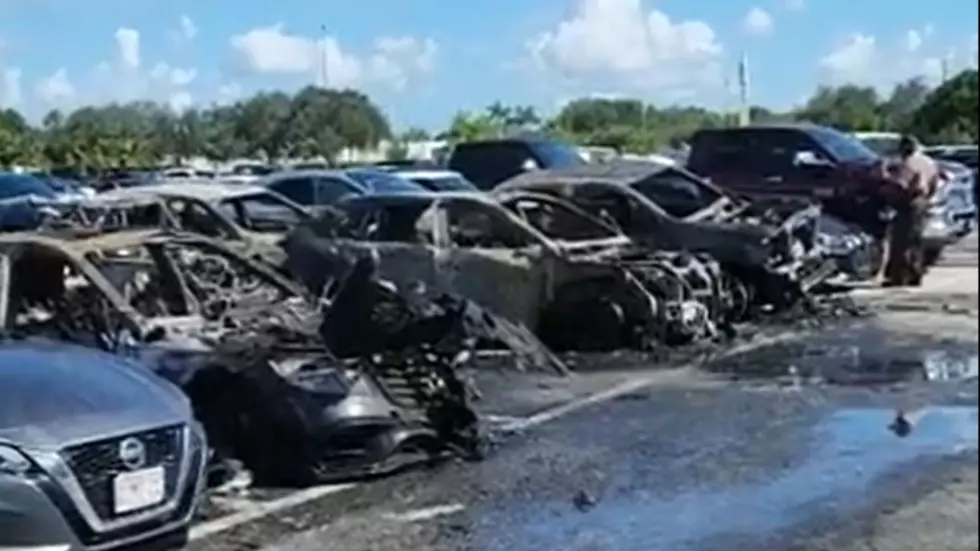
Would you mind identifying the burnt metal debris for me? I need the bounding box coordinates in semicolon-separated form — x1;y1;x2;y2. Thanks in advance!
0;229;503;484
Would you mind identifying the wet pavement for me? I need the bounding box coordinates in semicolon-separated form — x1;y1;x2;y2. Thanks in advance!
184;233;979;551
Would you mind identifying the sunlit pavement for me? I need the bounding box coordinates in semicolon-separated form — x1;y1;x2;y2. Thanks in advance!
185;233;979;551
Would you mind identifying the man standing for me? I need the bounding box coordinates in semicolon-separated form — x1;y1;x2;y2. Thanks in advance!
881;135;939;287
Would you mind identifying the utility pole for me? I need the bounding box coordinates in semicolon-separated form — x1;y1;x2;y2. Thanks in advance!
737;52;751;127
318;24;329;88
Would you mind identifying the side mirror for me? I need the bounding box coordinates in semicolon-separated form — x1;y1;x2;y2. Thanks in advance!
794;150;832;167
142;325;167;343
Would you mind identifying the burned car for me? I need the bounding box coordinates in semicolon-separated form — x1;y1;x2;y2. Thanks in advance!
496;164;845;313
55;181;313;267
0;229;493;483
288;191;731;351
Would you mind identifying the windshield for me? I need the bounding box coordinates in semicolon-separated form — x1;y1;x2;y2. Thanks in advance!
346;170;424;192
855;136;902;156
409;175;477;191
530;141;588;168
0;174;58;200
809;127;879;163
628;168;724;218
217;192;309;233
503;197;619;241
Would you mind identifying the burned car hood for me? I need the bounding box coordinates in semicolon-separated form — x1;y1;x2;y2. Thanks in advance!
0;340;190;450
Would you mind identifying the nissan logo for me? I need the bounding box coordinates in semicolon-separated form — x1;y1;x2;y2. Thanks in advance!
119;437;147;470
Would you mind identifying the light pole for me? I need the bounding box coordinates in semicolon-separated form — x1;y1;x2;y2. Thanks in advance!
318;24;329;88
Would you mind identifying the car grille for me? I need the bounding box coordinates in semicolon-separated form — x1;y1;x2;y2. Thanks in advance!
61;425;184;521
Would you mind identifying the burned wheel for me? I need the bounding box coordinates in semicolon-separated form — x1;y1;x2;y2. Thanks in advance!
538;293;629;352
185;369;323;486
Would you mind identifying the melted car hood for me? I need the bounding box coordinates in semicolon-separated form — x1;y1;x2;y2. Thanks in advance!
0;340;190;450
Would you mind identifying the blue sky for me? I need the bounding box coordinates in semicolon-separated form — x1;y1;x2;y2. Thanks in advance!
0;0;977;131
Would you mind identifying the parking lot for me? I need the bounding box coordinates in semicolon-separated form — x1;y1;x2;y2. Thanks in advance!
175;233;978;551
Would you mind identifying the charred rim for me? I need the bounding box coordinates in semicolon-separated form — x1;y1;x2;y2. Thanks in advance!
537;282;632;352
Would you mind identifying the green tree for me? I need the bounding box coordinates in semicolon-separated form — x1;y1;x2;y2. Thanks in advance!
909;69;978;143
797;85;883;130
881;77;931;131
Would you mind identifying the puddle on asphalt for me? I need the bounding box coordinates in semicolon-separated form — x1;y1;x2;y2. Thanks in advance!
704;340;978;386
474;406;978;551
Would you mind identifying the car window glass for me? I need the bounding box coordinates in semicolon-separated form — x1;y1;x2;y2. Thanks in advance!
218;193;307;233
443;200;535;248
315;177;359;205
571;185;652;233
270;177;315;205
0;174;57;199
166;199;232;238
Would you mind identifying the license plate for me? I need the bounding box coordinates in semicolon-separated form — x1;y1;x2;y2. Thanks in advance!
113;466;166;514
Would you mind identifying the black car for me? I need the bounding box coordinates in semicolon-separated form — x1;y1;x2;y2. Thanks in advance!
0;341;208;550
447;137;586;190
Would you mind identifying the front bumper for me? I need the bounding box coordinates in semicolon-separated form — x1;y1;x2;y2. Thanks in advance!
0;426;207;551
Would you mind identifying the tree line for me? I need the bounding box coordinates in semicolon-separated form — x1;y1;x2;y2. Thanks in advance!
0;69;976;172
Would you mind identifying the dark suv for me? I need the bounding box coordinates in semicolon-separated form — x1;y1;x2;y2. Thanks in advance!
687;125;893;238
447;138;586;190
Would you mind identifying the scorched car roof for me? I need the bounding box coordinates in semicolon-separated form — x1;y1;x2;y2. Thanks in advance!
95;181;270;203
498;161;668;189
0;229;208;255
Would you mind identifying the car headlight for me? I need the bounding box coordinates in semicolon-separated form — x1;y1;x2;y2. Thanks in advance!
0;443;35;476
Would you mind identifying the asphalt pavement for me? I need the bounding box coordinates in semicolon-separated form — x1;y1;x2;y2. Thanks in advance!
185;232;979;551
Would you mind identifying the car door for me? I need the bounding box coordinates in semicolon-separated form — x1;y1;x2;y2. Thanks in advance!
330;202;443;300
763;129;839;200
437;198;548;328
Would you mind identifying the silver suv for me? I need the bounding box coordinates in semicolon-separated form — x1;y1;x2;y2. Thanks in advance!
0;341;208;550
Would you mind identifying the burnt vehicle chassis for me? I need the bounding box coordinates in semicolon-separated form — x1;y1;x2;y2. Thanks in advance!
45;185;310;268
496;164;843;317
287;191;734;352
0;229;494;484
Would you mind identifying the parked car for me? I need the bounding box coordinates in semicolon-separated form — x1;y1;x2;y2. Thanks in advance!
446;137;587;190
0;341;208;550
854;132;976;236
261;169;425;214
61;180;313;267
0;172;88;231
686;124;959;264
0;230;482;483
924;144;978;203
390;168;478;191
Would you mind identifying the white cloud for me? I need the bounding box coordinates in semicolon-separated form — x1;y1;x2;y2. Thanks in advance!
114;28;141;69
36;68;75;104
905;30;922;53
2;67;22;106
743;7;774;37
229;24;438;90
150;62;197;87
522;0;723;94
178;15;197;42
819;31;977;90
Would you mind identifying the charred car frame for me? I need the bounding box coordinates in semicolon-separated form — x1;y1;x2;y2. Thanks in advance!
287;191;732;351
0;229;484;484
495;163;849;315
